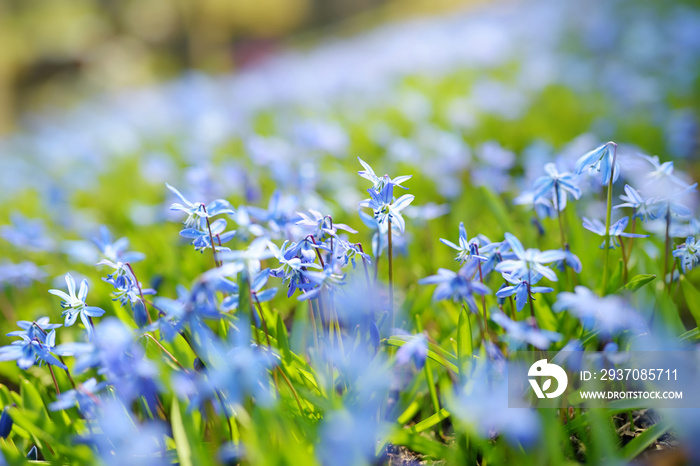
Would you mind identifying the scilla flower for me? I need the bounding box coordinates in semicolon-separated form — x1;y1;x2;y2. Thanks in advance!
574;142;619;185
495;233;566;282
614;185;662;222
357;157;412;191
582;217;649;249
359;184;414;234
166;183;234;229
674;237;700;273
439;222;488;264
49;273;105;340
532;163;581;211
495;273;553;312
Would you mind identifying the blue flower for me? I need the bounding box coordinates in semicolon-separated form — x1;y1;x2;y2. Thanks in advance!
640;154;689;188
0;325;66;370
0;261;46;289
92;226;145;263
674;237;700;273
448;358;541;448
582;217;649;249
574;141;619;185
298;265;346;301
439;222;488;264
222;269;277;311
0;408;12;438
83;399;168;466
532;163;581;211
0;213;55;252
333;239;371;269
495;233;565;282
395;334;428;369
359;184;414;234
614;184;662;222
419;260;491;311
49;378;105;418
495;273;553;312
48;273;105;340
553;247;582;273
295;209;357;240
166;183;234;229
6;317;62;339
490;310;561;349
553;286;646;337
357;157;412;191
179;218;236;252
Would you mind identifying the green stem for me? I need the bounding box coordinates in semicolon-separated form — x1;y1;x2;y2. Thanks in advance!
663;205;672;291
601;143;618;294
144;333;186;371
388;220;394;330
48;364;60;395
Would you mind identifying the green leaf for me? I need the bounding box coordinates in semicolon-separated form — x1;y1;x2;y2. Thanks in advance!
385;429;449;458
20;379;48;429
171;398;212;466
457;307;472;380
384;338;459;373
620;419;672;460
617;274;656;293
679;327;700;341
407;408;451;433
681;276;700;328
276;314;292;364
171;398;193;466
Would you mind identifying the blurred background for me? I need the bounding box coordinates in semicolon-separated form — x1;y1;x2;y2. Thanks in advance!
0;0;476;134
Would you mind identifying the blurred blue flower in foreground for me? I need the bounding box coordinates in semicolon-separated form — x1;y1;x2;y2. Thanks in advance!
449;359;541;447
582;216;649;249
49;273;105;340
82;399;167;466
490;310;561;349
49;378;105;417
553;286;647;337
395;334;428;369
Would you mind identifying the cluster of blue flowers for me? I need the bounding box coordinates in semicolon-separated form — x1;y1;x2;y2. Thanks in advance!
0;0;700;463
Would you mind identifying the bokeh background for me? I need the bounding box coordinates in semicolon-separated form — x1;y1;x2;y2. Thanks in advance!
0;0;475;134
